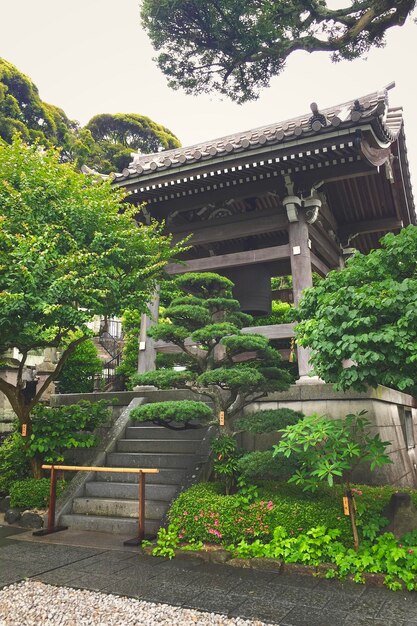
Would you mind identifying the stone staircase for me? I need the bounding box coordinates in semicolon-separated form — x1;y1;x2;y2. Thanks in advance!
60;422;213;537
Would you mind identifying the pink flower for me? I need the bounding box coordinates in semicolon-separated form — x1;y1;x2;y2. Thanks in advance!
267;501;273;510
178;534;183;538
183;511;188;516
409;549;414;554
194;516;199;521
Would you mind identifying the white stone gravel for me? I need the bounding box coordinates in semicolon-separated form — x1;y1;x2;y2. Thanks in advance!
0;581;274;626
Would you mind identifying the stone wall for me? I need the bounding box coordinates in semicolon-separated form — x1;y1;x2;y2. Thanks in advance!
241;384;417;488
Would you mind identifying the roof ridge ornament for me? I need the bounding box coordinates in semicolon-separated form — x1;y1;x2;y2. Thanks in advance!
309;103;327;131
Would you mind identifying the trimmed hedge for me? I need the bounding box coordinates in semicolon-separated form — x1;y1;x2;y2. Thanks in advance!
234;408;304;433
130;400;213;426
236;450;298;482
10;478;67;509
168;481;413;547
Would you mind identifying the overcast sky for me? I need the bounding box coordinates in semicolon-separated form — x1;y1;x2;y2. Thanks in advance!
1;0;416;192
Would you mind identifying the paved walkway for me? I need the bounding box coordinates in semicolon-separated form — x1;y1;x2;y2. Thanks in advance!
1;525;417;626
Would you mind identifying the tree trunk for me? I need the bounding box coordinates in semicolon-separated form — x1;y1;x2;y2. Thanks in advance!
30;455;43;479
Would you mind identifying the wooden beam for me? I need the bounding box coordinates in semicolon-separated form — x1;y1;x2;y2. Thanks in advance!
171;210;288;246
135;176;287;219
242;323;295;339
310;252;331;276
338;217;403;243
166;244;291;275
308;224;341;268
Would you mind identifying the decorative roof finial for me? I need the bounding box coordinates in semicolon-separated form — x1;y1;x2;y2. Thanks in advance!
309;103;327;131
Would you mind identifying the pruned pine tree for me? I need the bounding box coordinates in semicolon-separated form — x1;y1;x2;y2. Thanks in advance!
131;272;291;433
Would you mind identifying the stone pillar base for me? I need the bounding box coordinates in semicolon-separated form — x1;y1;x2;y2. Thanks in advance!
295;375;325;385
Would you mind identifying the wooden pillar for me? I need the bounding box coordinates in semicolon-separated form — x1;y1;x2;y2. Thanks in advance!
137;290;160;374
285;198;315;382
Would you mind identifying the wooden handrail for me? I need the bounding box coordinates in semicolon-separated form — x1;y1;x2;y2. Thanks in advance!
33;464;159;546
41;464;159;474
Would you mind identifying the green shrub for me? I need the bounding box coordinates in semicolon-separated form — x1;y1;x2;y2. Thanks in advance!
10;478;66;509
211;434;241;494
169;483;275;544
29;400;111;463
234;408;304;433
168;481;409;547
251;301;292;326
0;431;31;495
58;339;103;393
236;450;298;482
130;400;213;428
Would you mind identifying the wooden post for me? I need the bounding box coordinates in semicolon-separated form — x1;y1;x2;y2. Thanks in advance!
33;465;68;537
48;465;57;532
124;472;147;546
288;206;314;381
137;289;160;374
139;472;145;542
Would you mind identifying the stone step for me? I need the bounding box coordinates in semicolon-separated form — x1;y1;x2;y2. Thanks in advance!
107;452;195;469
60;513;160;536
85;481;178;501
117;439;200;454
125;426;208;440
94;469;187;485
72;497;168;520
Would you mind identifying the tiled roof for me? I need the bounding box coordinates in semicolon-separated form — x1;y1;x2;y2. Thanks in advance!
112;86;404;183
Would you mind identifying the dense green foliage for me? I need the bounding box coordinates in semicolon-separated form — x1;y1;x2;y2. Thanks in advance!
28;400;111;463
10;478;66;509
130;400;213;428
58;339;102;394
0;58;180;172
116;309;141;385
0;59;74;151
0;137;181;473
296;226;417;395
85;113;180;174
234;409;303;434
0;431;31;495
167;481;405;547
132;272;291;433
141;0;415;103
274;412;392;491
251;301;292;327
236;450;298;482
229;526;417;591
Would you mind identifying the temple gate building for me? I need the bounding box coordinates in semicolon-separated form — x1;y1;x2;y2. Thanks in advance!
112;86;414;381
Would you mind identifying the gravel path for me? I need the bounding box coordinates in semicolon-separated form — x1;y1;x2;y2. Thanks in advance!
0;581;273;626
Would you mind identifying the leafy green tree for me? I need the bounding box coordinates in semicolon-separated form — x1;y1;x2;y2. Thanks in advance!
273;411;392;549
84;113;181;174
0;137;183;476
0;58;73;150
295;226;417;396
0;58;181;174
57;338;103;394
141;0;416;103
131;272;291;433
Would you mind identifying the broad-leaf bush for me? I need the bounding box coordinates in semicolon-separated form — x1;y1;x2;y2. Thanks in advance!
0;431;31;495
29;400;111;463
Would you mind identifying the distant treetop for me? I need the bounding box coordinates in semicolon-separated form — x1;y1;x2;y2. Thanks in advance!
0;57;181;173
